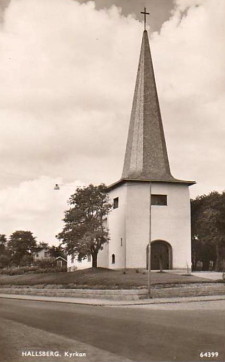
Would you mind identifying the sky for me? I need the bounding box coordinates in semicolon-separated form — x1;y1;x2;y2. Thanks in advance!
0;0;225;245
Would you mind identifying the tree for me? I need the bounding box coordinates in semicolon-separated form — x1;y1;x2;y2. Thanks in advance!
0;234;11;268
0;234;7;255
8;231;36;266
191;192;225;271
0;254;11;269
57;184;112;268
37;242;49;249
19;254;34;267
48;245;65;259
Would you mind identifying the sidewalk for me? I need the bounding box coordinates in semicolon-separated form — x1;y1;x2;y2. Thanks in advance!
0;293;225;306
191;272;223;280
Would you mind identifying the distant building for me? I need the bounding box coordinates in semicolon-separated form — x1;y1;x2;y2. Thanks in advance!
33;248;50;261
55;256;67;268
68;254;92;272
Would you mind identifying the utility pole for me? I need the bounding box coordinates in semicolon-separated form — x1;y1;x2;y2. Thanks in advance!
148;182;152;298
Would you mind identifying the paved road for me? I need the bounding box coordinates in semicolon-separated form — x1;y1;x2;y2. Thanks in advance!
0;298;224;362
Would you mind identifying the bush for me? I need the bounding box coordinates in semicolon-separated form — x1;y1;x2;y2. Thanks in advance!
0;265;67;275
34;267;67;273
19;254;34;267
0;255;11;269
221;260;225;272
0;266;38;275
33;258;57;269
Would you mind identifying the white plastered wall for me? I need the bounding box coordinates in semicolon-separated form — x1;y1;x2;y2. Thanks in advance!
150;183;192;269
125;182;150;268
105;181;192;270
67;255;92;271
100;184;127;269
68;181;192;270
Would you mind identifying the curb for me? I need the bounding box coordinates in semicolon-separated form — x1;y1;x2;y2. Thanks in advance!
0;293;225;306
0;282;224;300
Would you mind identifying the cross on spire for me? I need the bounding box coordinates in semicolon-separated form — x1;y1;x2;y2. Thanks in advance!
141;7;150;31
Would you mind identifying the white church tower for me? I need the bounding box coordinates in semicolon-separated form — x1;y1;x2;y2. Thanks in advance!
98;27;195;270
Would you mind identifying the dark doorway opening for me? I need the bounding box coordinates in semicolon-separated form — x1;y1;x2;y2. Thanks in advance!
147;240;172;270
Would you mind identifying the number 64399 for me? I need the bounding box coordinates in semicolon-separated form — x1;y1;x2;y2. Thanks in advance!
200;352;219;358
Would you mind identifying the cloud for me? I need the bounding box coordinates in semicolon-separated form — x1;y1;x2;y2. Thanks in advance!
150;0;225;195
0;176;84;244
0;0;224;242
174;0;204;12
0;0;141;186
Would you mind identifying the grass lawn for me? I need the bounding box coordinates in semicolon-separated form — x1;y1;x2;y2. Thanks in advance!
0;268;217;289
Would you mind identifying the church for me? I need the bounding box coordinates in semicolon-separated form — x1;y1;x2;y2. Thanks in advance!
68;25;195;271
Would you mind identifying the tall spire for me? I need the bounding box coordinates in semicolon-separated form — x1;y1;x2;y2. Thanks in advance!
122;29;175;182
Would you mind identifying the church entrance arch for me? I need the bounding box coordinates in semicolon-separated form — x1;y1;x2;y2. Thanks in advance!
146;240;172;270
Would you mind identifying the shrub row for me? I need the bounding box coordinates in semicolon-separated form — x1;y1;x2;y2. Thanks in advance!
0;266;67;275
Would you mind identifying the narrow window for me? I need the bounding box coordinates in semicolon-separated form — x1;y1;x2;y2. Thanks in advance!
112;254;115;264
121;238;123;246
113;197;119;209
151;194;167;206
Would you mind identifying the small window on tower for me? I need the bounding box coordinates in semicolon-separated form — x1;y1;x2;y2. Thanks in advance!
113;197;119;209
112;254;115;264
151;194;167;206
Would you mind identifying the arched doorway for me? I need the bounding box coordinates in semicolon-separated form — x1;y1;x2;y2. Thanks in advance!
146;240;172;270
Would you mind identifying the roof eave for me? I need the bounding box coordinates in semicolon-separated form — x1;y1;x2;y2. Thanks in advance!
107;178;196;191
